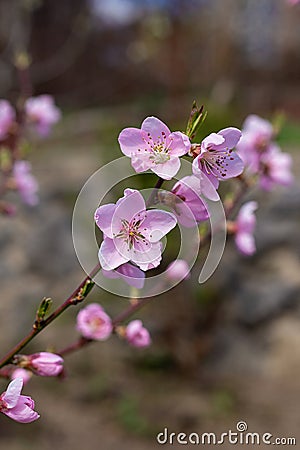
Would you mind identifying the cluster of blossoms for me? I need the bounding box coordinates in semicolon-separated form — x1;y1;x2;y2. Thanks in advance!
236;115;293;191
0;110;294;424
76;303;151;348
0;95;61;208
0;95;61;141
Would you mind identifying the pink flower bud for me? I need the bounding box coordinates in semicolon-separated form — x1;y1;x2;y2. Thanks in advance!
125;320;151;348
13;161;39;206
0;378;40;423
25;95;61;137
76;303;112;340
166;259;190;281
27;352;64;377
0;100;15;140
10;368;32;385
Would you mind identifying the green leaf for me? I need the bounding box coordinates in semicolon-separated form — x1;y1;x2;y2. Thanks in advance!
185;101;208;140
36;297;52;321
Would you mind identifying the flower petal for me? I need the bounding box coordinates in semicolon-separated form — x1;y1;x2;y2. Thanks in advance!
130;241;162;270
98;238;129;270
117;263;145;289
94;203;116;238
118;127;146;156
151;156;181;180
141;116;171;142
2;378;23;408
218;127;242;149
167;131;190;156
235;232;256;256
141;210;177;242
4;396;40;423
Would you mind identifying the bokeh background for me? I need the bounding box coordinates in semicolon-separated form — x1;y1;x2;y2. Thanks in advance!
0;0;300;448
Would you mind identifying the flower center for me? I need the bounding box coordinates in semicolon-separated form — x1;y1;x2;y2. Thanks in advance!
115;217;146;249
201;148;234;178
90;317;104;330
144;132;172;165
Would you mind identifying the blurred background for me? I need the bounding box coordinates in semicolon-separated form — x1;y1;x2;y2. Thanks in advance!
0;0;300;448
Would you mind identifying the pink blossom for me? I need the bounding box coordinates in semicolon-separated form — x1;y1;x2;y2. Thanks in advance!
171;175;209;227
13;161;39;206
118;116;191;180
76;303;112;340
259;145;294;191
0;100;15;140
125;320;151;348
237;115;294;190
0;378;40;423
102;262;145;289
95;188;177;271
10;369;32;385
287;0;300;5
236;115;274;172
25;352;64;377
234;201;258;256
166;259;191;281
192;127;243;199
25;95;61;137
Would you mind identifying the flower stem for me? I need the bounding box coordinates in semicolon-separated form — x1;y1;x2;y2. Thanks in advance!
0;264;100;369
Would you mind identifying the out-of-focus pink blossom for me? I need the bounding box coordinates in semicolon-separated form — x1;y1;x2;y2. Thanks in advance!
166;259;191;281
13;161;39;206
0;100;15;140
118;116;190;180
171;175;209;227
237;115;294;190
237;115;274;172
95;189;177;271
234;201;258;256
0;378;40;423
25;95;61;137
10;368;32;385
25;352;64;377
192;127;243;199
125;320;151;348
259;145;294;191
102;262;145;289
76;303;112;340
287;0;300;5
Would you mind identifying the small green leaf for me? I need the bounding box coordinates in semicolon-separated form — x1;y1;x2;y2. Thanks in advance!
80;279;95;298
185;101;207;140
36;297;52;321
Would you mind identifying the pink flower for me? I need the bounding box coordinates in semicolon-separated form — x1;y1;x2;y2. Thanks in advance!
76;303;112;340
259;145;294;191
25;95;61;137
95;188;177;271
237;115;294;190
118;116;191;180
125;320;151;348
236;115;274;172
10;369;32;385
0;100;15;140
234;201;258;256
25;353;64;377
102;262;145;289
13;161;39;206
192;127;243;199
166;259;190;281
171;175;209;227
287;0;300;5
0;378;40;423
